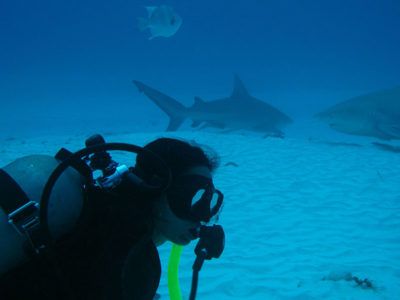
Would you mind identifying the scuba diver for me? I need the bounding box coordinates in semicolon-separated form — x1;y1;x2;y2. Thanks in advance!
0;134;225;300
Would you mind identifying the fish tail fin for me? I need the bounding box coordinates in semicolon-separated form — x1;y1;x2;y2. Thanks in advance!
133;80;187;131
166;115;186;131
137;17;149;31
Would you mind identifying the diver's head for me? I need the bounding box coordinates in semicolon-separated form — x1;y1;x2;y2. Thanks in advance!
134;138;222;246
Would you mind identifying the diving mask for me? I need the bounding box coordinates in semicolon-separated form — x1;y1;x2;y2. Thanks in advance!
167;173;224;224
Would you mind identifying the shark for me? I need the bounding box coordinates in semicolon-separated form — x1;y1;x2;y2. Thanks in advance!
133;76;292;136
315;86;400;140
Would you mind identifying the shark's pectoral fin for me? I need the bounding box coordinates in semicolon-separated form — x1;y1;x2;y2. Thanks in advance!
252;123;284;138
373;120;400;140
372;142;400;153
372;111;400;140
377;122;400;140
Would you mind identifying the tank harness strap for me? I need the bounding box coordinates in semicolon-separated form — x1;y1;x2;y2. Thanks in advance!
0;168;42;253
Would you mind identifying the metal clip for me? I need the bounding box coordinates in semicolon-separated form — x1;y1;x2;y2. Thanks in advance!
8;201;40;236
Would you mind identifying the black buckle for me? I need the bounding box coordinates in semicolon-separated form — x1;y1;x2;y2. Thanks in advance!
8;201;40;235
8;201;45;254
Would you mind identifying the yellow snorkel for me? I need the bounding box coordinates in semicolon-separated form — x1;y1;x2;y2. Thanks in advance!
168;243;183;300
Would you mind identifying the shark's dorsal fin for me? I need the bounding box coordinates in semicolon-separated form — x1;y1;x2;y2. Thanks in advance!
231;75;250;99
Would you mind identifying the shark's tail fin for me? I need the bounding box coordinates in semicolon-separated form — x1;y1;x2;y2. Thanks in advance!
137;17;149;31
133;80;187;131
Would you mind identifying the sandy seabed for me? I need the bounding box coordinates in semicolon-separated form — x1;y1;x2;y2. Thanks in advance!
1;131;399;300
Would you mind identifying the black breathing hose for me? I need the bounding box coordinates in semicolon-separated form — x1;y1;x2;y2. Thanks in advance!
189;252;206;300
189;269;200;300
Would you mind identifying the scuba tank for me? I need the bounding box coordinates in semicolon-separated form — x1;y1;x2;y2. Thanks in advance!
0;155;85;275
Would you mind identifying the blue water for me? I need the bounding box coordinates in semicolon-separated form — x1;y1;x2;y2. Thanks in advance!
1;1;400;299
1;0;399;138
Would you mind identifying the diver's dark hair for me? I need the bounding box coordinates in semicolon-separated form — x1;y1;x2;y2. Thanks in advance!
135;137;219;182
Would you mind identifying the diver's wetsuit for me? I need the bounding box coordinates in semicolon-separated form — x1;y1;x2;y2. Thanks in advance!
0;183;161;300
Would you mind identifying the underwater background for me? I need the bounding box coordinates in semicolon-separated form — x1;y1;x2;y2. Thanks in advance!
1;0;400;299
1;0;400;138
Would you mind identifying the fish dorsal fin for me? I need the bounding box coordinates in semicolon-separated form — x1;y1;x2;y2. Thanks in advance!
194;96;205;105
146;6;157;16
231;75;250;99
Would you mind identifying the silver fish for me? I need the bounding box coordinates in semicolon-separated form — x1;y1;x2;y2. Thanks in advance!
138;5;182;40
